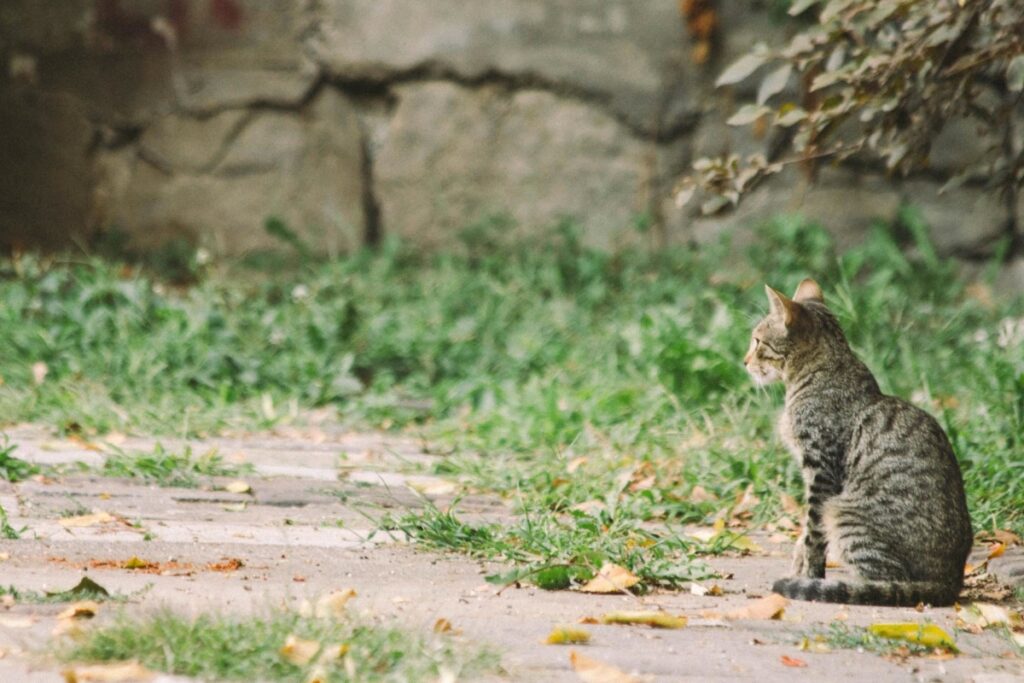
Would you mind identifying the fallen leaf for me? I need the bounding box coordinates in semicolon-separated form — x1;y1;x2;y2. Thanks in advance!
567;457;589;473
723;593;787;620
280;634;322;666
546;626;591;644
987;542;1007;560
0;552;8;561
977;529;1023;546
798;636;830;653
122;556;154;570
780;655;807;667
867;623;958;652
221;503;247;512
959;603;1022;629
569;650;641;683
32;361;48;385
433;618;459;634
59;512;117;528
579;563;640;594
725;534;764;554
598;611;687;629
779;493;801;516
0;615;35;628
314;589;357;618
224;480;252;494
689;485;717;503
207;558;244;572
405;476;457;497
45;577;111;601
62;661;153;682
57;601;100;621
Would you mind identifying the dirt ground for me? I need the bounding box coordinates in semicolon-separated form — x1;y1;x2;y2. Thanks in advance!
1;425;1021;682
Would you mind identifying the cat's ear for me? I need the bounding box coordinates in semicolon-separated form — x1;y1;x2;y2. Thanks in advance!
765;284;800;326
793;278;824;304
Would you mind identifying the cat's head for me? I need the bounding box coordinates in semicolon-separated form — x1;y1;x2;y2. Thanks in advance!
744;278;827;386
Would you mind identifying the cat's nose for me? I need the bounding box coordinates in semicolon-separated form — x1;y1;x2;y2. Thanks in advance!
743;352;752;366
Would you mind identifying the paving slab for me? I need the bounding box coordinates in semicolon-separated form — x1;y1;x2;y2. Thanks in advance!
0;426;1022;682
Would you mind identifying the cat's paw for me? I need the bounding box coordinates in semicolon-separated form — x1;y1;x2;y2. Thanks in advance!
790;545;808;576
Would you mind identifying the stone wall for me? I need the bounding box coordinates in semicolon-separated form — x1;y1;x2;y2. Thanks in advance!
0;0;1018;262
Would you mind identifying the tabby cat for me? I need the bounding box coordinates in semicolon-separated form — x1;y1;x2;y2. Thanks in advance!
744;279;972;606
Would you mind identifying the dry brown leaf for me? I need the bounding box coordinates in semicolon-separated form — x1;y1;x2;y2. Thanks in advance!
569;650;641;683
567;456;589;473
314;589;357;619
280;634;321;666
723;593;787;620
579;563;640;593
978;529;1023;546
207;558;244;572
57;601;100;621
60;512;117;528
689;485;717;503
62;661;152;682
433;618;457;634
779;493;802;516
780;655;807;667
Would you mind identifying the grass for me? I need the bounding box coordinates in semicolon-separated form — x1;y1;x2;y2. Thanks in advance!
1;210;1023;588
0;436;40;482
100;443;251;488
0;576;137;604
810;622;936;656
55;607;498;682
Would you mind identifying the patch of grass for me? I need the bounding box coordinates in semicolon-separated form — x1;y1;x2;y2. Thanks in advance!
55;607;498;682
812;622;935;656
0;437;40;482
386;499;720;590
100;444;251;488
1;211;1023;585
0;577;137;604
0;503;22;539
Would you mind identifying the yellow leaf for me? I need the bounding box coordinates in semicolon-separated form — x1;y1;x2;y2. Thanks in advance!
224;480;252;494
56;601;100;621
569;650;641;683
62;661;153;682
546;626;591;644
433;618;460;634
724;534;764;554
60;512;116;528
867;623;958;652
405;476;458;496
280;634;322;666
724;593;787;620
221;502;247;512
987;542;1006;560
599;611;687;629
579;563;640;593
314;589;357;619
123;556;150;569
959;603;1023;629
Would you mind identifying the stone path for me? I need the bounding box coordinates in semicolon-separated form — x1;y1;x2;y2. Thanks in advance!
0;425;1021;682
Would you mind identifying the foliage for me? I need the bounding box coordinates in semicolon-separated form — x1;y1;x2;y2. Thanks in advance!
385;498;719;591
100;444;251;488
0;437;39;482
1;214;1023;562
681;0;1024;252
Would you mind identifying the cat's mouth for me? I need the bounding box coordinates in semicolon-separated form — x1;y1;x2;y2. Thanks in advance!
747;366;781;386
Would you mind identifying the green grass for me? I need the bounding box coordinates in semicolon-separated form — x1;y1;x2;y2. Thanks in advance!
0;576;137;604
0;437;40;482
810;622;936;656
100;443;251;488
55;607;498;682
2;210;1023;588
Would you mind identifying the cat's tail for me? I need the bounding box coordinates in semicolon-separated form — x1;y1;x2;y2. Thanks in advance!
771;577;961;606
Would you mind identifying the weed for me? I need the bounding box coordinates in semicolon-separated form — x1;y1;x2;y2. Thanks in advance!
0;503;22;539
813;622;934;656
100;444;251;488
0;577;135;604
0;437;39;482
55;607;498;682
387;499;716;590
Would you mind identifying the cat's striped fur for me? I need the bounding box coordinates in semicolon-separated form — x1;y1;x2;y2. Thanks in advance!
744;279;972;606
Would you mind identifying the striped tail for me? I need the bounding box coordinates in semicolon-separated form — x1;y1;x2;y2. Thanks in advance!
772;577;961;606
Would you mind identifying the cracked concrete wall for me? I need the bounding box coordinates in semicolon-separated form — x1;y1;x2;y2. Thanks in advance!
0;0;1016;260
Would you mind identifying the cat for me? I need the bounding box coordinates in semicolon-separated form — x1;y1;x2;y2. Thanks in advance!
744;278;973;606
